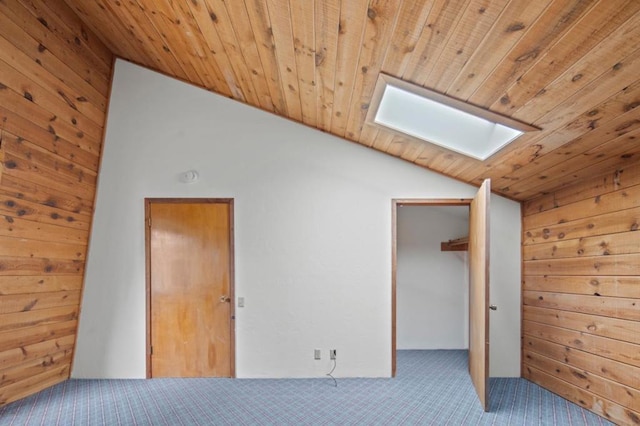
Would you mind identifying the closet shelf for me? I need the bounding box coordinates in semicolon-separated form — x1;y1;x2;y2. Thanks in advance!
441;236;469;251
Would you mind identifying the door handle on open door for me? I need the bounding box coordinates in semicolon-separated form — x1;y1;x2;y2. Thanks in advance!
489;305;497;311
220;296;231;303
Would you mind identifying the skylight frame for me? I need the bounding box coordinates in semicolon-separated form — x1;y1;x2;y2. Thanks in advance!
365;74;539;161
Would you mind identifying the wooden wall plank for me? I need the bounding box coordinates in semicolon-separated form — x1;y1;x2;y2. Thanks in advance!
523;320;640;367
524;253;640;277
0;306;78;333
0;236;85;261
524;305;640;344
1;157;95;203
523;163;640;216
523;206;640;245
523;231;640;260
523;290;640;320
0;320;77;353
0;256;83;277
524;350;640;412
0;351;73;389
0;190;91;231
0;213;88;244
0;19;106;110
523;334;640;390
523;276;640;299
0;85;101;156
0;0;110;406
0;174;93;217
522;165;640;422
524;365;639;425
0;334;75;371
0;58;103;133
0;364;68;406
2;131;97;182
0;290;82;315
0;106;100;172
0;276;82;295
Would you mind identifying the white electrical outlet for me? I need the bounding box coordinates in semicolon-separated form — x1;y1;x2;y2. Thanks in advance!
314;349;321;360
330;349;337;360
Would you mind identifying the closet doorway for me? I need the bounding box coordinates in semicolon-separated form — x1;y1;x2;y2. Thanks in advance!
392;180;491;410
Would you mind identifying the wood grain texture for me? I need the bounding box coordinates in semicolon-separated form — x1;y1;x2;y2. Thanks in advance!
523;364;639;425
522;166;640;422
524;349;640;412
1;0;638;416
469;179;490;411
523;275;640;299
523;305;640;344
523;334;640;390
59;1;640;200
0;0;111;407
523;163;640;216
149;201;233;378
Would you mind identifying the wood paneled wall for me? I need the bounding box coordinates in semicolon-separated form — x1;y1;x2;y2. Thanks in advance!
522;164;640;425
0;0;112;405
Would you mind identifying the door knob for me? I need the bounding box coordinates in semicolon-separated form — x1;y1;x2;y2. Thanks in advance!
489;305;497;311
220;296;230;303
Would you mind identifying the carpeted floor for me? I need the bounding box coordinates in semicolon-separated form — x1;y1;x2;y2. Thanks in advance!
0;350;610;425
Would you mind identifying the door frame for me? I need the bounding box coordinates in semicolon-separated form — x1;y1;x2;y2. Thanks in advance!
144;198;236;378
391;198;472;377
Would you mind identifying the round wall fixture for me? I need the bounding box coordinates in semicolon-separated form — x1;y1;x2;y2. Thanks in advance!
179;170;199;183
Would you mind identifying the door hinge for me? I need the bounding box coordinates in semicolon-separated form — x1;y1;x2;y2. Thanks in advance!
147;216;152;227
150;346;153;355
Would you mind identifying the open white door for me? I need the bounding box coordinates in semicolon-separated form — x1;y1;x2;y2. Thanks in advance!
469;179;490;411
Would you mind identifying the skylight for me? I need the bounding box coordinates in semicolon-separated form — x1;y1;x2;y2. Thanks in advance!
367;75;538;161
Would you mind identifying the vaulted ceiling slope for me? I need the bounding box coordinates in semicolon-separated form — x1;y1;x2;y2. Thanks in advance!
63;0;640;201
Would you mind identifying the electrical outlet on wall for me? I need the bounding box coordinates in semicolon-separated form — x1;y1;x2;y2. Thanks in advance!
330;349;337;360
314;349;321;360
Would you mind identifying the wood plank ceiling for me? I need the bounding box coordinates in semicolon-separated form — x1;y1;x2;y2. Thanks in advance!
62;0;640;201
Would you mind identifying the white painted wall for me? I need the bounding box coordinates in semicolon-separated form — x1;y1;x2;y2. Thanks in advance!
73;59;521;379
397;206;469;350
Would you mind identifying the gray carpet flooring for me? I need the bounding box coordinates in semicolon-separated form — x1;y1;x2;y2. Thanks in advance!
0;350;610;425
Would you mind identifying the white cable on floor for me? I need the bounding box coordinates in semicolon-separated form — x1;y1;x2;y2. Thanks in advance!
327;358;337;387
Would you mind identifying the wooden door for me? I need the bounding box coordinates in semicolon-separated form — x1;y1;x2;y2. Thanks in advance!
468;180;490;411
147;200;234;378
